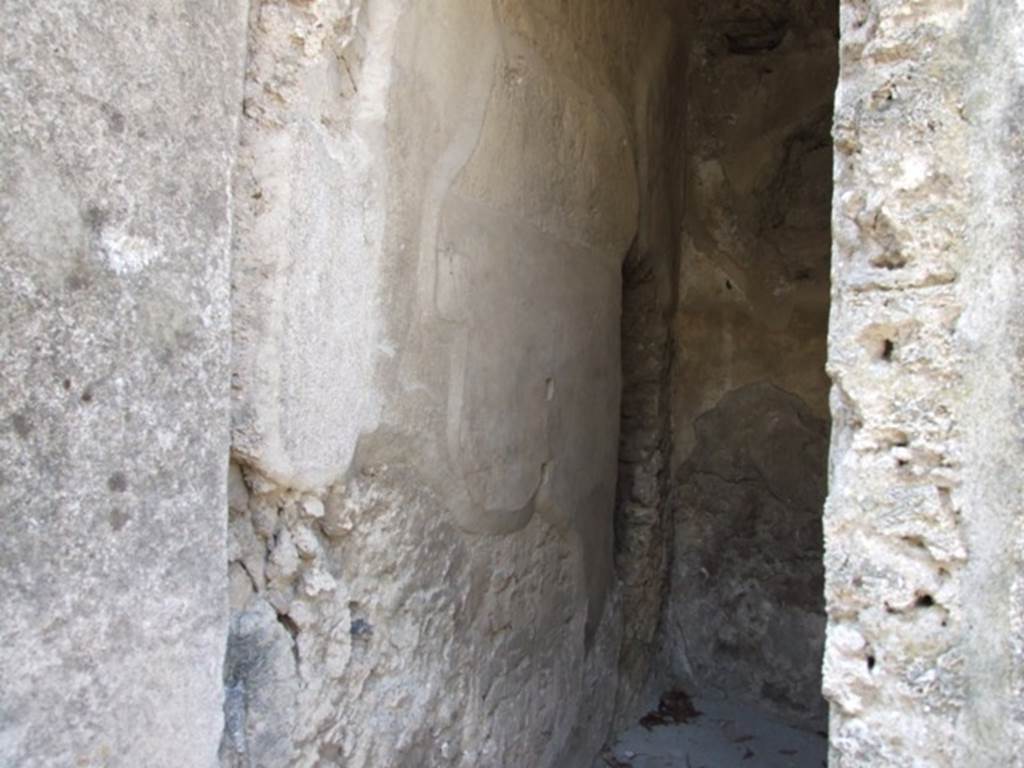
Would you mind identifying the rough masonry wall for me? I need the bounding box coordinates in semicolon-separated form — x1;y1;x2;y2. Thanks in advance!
659;0;837;727
825;0;1024;763
0;2;248;766
227;2;686;765
611;2;689;728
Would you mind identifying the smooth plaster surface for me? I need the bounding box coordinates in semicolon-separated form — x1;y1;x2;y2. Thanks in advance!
0;1;248;765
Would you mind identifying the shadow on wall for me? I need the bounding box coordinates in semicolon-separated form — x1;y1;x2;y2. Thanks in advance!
654;0;838;731
664;382;829;727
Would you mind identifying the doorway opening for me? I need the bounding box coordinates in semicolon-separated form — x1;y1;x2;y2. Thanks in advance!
610;1;838;761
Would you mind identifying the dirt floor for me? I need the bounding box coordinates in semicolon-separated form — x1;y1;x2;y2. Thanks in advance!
596;692;827;768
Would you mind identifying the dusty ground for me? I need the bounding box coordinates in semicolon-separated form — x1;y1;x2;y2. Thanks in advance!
596;692;827;768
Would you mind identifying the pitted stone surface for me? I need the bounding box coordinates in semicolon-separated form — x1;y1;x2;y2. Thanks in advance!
824;1;1024;764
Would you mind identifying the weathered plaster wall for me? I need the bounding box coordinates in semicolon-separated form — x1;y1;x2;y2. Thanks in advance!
227;1;688;765
0;2;249;766
659;0;837;727
825;0;1024;763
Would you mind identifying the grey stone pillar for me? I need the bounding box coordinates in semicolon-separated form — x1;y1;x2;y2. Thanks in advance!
825;0;1024;763
0;2;248;765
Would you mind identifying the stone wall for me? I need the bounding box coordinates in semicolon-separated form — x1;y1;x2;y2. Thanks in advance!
226;1;688;765
7;1;1024;766
824;0;1024;763
0;2;248;766
658;0;837;727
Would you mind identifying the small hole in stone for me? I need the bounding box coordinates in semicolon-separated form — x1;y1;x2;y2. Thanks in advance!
916;594;935;608
62;379;72;391
866;654;876;671
725;280;733;290
81;389;94;403
276;613;301;663
109;507;129;532
350;618;373;638
881;339;894;361
870;251;909;270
